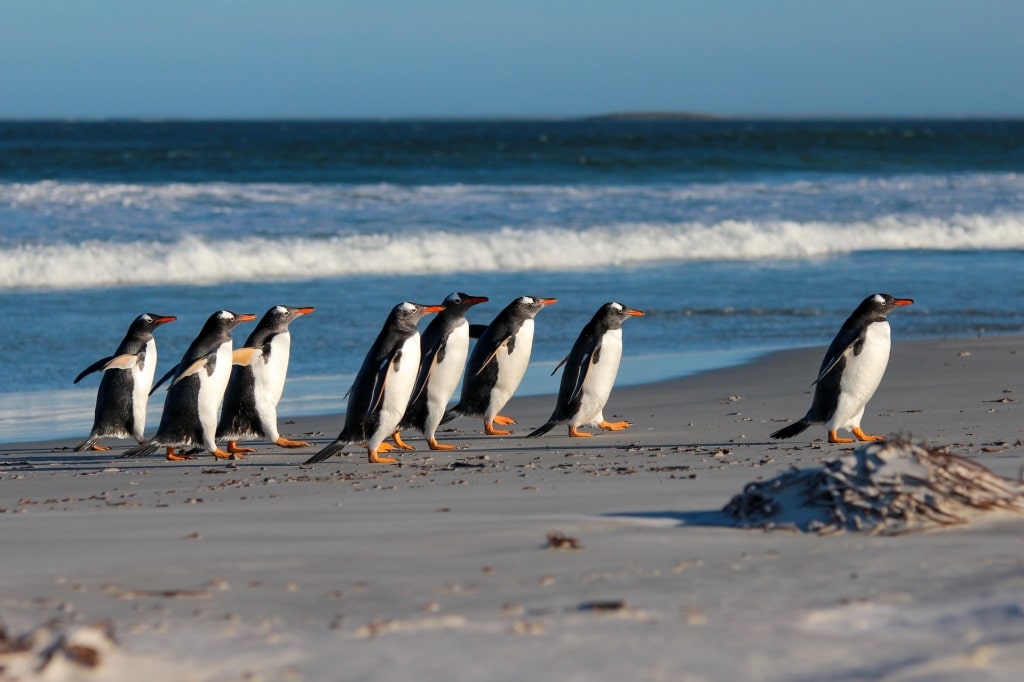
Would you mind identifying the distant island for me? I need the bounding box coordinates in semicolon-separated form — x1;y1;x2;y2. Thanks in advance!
583;111;724;121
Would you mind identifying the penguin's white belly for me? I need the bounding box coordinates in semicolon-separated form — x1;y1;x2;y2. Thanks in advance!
197;342;234;448
488;320;534;418
370;336;421;445
426;326;469;419
573;330;622;426
253;333;291;433
130;339;158;440
830;322;891;429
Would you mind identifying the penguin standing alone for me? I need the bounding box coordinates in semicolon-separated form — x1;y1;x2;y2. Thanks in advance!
528;301;644;438
216;305;315;454
304;301;444;465
392;292;489;451
121;310;256;460
73;313;177;451
442;296;557;435
770;293;913;443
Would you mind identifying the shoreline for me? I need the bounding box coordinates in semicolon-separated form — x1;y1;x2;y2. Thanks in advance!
1;334;1022;680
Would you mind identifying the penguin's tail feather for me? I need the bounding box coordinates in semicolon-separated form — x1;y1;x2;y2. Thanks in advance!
769;419;811;440
73;435;101;452
526;420;558;438
440;405;463;426
304;439;349;465
119;441;160;459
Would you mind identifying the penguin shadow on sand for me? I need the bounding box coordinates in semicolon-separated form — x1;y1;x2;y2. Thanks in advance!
0;446;132;472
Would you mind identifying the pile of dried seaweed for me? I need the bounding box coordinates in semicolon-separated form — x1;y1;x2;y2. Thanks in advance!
723;439;1024;535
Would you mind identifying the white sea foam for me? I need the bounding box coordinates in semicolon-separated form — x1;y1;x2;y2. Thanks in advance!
1;213;1022;291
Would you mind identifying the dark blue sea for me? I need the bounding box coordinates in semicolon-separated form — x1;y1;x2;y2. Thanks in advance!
1;118;1023;442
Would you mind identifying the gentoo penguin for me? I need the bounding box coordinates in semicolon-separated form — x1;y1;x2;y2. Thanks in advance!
442;296;557;435
392;292;489;451
304;301;444;465
73;313;177;451
769;293;913;443
120;310;256;460
216;305;315;454
528;302;644;438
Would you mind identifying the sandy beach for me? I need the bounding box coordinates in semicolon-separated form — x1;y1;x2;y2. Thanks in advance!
1;334;1022;681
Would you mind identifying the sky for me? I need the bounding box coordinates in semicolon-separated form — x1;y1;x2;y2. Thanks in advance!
2;0;1022;119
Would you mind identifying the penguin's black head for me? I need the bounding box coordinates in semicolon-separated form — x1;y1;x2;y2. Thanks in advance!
133;313;177;334
859;294;914;320
389;301;445;331
509;296;558;319
205;310;258;335
261;305;316;330
594;301;645;329
442;292;489;312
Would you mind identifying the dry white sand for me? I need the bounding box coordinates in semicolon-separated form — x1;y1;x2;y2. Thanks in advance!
1;335;1022;681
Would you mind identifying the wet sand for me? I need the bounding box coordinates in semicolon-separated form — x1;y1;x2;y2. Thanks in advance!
1;335;1022;681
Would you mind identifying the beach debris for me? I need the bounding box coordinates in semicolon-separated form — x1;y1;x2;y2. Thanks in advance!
723;438;1024;535
545;531;583;549
577;600;626;613
0;620;117;679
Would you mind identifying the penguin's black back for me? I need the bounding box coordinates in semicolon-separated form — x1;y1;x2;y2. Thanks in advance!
154;376;205;444
91;367;137;436
217;365;262;438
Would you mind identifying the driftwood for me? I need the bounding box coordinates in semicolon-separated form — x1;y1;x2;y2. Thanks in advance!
723;439;1024;535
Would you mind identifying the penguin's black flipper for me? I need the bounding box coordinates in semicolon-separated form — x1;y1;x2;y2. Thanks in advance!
73;356;114;384
769;419;811;440
812;327;864;386
468;324;487;339
119;442;160;459
150;364;179;395
304;440;347;464
526;420;558;438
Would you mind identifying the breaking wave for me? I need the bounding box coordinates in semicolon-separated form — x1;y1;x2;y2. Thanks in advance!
1;214;1022;291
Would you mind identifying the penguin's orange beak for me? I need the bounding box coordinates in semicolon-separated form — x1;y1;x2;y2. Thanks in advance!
423;305;445;314
463;296;489;305
155;316;177;324
893;299;914;306
539;298;558;306
295;307;315;315
237;313;258;322
627;309;645;317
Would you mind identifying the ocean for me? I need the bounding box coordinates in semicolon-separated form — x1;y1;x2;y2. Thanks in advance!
1;118;1022;443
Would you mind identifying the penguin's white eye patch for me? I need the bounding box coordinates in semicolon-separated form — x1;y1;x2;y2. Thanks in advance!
273;305;287;314
398;302;416;313
610;302;624;312
141;314;153;322
872;294;885;305
218;311;233;320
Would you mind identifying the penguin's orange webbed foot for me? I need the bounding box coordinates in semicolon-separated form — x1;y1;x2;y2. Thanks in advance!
212;448;240;460
827;430;855;444
485;421;512;436
598;420;632;431
569;426;593;438
227;440;255;454
377;441;397;453
391;431;416;451
89;444;112;452
165;447;195;461
493;415;517;426
274;436;311;448
852;427;885;442
427;438;457;451
368;449;398;464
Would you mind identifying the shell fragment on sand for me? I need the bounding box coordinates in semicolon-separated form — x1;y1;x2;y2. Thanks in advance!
723;439;1024;535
